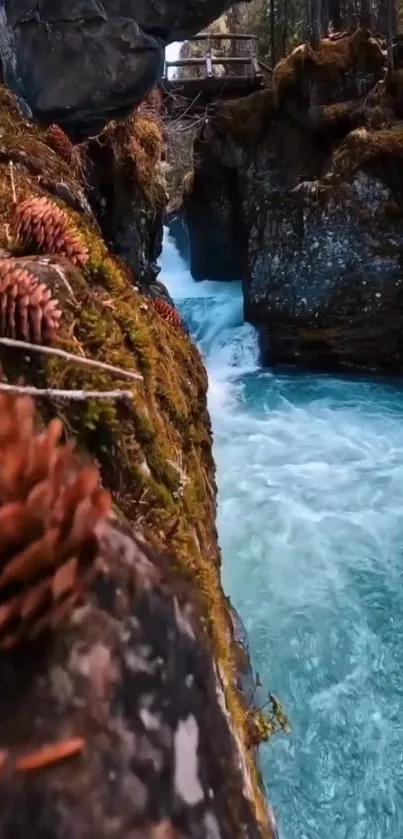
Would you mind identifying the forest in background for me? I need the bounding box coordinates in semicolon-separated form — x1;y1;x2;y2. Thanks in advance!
178;0;402;71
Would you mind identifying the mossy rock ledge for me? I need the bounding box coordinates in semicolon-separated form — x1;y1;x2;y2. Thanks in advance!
0;87;277;838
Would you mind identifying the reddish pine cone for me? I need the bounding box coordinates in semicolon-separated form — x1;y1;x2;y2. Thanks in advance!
44;124;74;164
150;298;183;328
0;394;112;650
0;259;62;343
13;196;89;269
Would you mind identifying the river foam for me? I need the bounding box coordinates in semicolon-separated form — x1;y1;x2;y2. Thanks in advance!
160;228;403;839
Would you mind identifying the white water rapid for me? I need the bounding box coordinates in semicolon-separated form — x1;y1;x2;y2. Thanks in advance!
160;228;403;839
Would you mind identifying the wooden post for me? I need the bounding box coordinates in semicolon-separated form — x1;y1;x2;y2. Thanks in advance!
250;38;259;78
206;35;213;77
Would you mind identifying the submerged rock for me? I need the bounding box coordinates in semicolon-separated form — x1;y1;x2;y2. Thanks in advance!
0;0;251;138
181;30;403;374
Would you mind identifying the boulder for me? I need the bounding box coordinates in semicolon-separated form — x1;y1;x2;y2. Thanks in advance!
0;0;251;137
180;31;403;374
247;160;403;373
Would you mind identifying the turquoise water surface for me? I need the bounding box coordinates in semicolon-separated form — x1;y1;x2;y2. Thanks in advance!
160;231;403;839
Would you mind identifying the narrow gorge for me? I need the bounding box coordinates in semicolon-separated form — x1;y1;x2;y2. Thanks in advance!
166;22;403;839
0;3;402;839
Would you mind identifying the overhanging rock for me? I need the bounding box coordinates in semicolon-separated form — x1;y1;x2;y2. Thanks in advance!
0;0;251;137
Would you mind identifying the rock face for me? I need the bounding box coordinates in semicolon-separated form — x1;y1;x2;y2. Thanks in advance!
181;30;403;374
0;0;252;137
84;103;168;292
247;160;403;373
0;520;266;839
0;85;278;838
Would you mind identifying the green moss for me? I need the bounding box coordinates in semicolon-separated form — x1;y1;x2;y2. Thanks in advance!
245;702;291;748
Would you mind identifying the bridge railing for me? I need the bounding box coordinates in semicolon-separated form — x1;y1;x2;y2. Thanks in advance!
163;33;261;80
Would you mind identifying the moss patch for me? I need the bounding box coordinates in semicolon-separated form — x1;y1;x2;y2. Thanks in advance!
101;111;165;204
273;29;384;109
211;88;275;145
330;124;403;193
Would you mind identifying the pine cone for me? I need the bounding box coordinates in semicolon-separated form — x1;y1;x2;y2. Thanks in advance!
150;298;183;328
0;259;62;344
0;394;112;650
44;124;74;164
13;196;89;269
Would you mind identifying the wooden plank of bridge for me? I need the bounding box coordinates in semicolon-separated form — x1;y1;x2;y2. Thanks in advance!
161;32;266;115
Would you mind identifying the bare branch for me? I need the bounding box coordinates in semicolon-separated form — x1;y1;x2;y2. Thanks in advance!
48;262;77;301
0;337;143;381
9;161;16;205
0;383;133;401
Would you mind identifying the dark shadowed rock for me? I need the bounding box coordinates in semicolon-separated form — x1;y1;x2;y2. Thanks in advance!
0;0;251;138
247;166;403;373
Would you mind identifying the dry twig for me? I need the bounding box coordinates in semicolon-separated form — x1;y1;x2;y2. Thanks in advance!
8;161;16;205
0;383;133;401
48;261;76;300
0;337;143;381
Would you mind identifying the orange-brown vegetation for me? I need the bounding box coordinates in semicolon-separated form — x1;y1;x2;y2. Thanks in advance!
273;28;385;108
331;124;403;184
103;111;165;196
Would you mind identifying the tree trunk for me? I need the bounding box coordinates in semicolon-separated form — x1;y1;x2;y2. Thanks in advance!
270;0;276;67
328;0;342;31
282;0;289;56
322;0;330;35
346;0;356;30
387;0;397;66
310;0;322;48
360;0;372;29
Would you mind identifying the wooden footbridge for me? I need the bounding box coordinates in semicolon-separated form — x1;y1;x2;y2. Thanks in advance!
161;34;268;117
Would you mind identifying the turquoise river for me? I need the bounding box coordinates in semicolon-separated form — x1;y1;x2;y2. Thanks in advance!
160;229;403;839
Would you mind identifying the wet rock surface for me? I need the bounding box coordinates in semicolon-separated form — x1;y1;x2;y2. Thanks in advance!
0;0;250;137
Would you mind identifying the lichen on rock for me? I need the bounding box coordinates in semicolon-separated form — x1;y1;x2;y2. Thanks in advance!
0;82;274;838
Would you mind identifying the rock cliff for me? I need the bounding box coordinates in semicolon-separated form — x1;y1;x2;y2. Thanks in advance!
0;84;279;838
180;30;403;375
0;0;254;138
